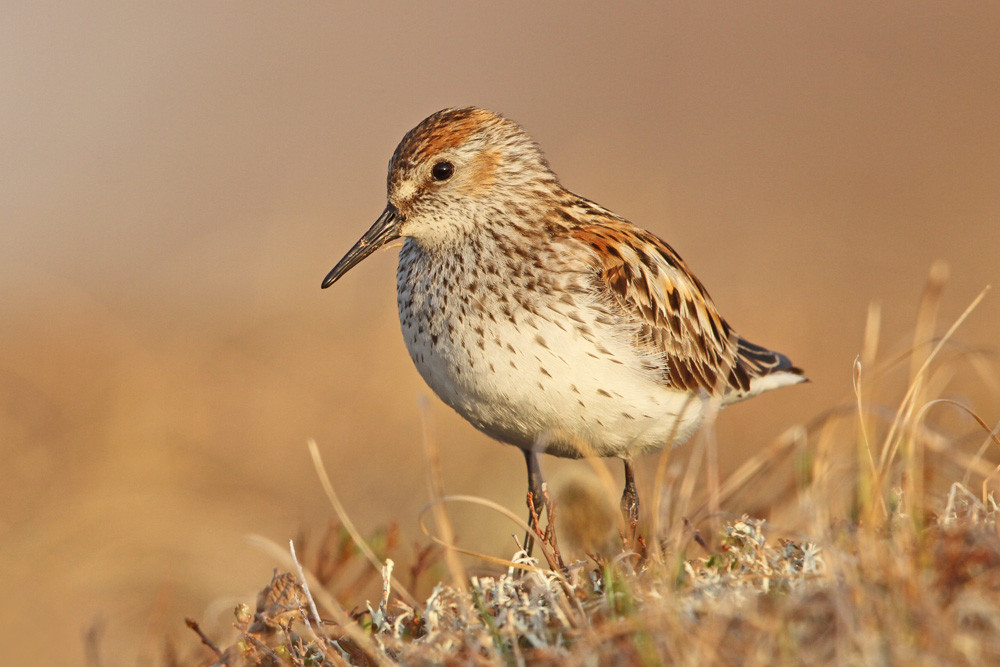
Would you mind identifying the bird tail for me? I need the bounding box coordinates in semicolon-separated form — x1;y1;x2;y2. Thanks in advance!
731;337;807;399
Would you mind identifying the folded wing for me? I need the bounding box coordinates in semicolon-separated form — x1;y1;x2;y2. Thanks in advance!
571;220;803;398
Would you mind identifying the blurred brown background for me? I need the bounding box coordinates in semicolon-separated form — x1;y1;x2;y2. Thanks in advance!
2;2;998;663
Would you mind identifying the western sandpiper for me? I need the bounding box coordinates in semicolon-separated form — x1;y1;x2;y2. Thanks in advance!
323;107;805;542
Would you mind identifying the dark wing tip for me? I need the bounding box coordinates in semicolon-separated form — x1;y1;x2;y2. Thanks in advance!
736;337;806;380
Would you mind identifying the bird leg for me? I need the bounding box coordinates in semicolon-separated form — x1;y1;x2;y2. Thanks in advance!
523;448;546;556
621;458;640;533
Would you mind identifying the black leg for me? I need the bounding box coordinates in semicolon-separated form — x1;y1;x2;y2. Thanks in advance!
621;458;639;526
523;448;545;555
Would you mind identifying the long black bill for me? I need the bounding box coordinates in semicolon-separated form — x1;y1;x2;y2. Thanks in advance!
321;204;402;288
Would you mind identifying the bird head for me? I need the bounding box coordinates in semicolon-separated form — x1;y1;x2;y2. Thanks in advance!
322;107;555;288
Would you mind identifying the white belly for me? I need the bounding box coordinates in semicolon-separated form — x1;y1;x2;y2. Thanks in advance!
396;241;706;459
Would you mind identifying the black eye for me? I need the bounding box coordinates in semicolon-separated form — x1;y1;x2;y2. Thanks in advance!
431;160;454;181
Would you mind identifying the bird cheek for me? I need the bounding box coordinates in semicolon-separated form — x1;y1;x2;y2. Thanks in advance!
454;164;499;199
394;205;432;240
455;179;491;199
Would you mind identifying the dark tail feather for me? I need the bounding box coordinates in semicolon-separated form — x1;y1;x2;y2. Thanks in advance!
737;337;806;379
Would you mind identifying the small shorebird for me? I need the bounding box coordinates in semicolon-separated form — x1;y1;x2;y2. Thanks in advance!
323;107;805;541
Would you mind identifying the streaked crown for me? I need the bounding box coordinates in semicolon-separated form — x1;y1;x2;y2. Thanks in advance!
385;108;557;229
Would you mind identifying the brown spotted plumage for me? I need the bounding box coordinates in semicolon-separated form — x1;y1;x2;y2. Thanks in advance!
323;107;805;543
568;219;802;395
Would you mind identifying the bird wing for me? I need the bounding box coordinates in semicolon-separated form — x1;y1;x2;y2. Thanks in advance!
570;220;755;395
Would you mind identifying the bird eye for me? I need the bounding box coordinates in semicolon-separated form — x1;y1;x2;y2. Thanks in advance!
431;160;454;181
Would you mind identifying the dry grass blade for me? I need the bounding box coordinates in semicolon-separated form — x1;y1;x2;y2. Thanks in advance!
878;284;989;474
909;260;949;384
288;539;330;643
307;438;419;608
855;300;887;521
648;392;698;552
417;494;548;572
692;423;803;519
416;397;469;592
663;399;713;548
